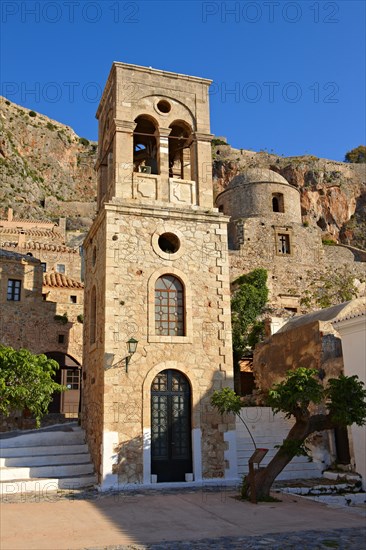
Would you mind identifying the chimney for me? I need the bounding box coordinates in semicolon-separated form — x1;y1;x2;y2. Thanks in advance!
58;217;66;241
18;230;26;249
8;208;13;222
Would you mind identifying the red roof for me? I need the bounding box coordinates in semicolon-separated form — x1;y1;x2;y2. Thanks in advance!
43;273;84;289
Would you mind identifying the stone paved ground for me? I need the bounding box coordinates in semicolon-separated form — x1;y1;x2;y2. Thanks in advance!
84;528;366;550
2;486;365;549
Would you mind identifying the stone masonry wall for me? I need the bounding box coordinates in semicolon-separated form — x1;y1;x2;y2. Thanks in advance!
81;211;107;478
217;181;302;224
228;218;365;313
0;256;83;362
83;203;235;484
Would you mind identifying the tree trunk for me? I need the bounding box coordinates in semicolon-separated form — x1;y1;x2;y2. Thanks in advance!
242;414;334;501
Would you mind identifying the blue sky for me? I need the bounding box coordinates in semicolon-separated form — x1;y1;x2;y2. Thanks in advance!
1;0;365;160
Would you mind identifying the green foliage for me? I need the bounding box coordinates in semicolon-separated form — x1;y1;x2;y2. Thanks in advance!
79;137;90;147
267;368;366;428
240;475;249;500
322;238;337;246
344;145;366;163
77;314;84;324
275;438;311;458
54;313;68;324
239;476;280;501
211;138;228;146
231;269;269;359
300;267;359;309
211;387;257;449
217;369;366;500
0;345;65;426
326;374;366;427
46;122;57;131
268;368;323;418
211;387;242;416
28;111;37;117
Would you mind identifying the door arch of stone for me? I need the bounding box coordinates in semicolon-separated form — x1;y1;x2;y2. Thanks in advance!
151;369;192;482
45;352;81;417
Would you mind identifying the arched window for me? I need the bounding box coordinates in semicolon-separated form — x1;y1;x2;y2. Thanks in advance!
133;115;158;174
272;193;284;213
90;286;96;344
155;275;184;336
169;121;192;180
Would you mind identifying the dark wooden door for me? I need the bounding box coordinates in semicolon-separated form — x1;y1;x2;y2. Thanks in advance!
151;369;192;482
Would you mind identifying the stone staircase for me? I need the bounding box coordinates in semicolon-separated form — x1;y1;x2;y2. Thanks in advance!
278;472;365;507
0;423;97;495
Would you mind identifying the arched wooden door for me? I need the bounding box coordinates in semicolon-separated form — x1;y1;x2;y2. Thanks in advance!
151;369;192;482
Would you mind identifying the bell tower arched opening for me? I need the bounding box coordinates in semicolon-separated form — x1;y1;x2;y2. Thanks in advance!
133;115;159;175
169;121;192;180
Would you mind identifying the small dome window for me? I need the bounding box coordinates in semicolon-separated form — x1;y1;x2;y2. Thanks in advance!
272;193;284;213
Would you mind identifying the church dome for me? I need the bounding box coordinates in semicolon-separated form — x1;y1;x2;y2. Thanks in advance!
216;168;302;223
227;169;289;190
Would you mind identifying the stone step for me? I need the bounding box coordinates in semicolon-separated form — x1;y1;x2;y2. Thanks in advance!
305;492;366;507
0;474;97;495
0;444;89;458
0;428;84;448
0;453;91;467
0;424;96;494
323;471;362;482
281;482;363;496
0;462;94;481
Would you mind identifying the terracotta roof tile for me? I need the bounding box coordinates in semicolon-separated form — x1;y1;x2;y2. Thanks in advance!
0;240;77;254
0;227;65;240
43;272;84;289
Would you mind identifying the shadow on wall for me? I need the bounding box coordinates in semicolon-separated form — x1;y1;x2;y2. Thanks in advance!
83;368;236;487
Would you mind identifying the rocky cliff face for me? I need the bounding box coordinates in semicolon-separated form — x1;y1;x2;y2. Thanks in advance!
0;97;97;230
213;144;366;250
1;98;365;250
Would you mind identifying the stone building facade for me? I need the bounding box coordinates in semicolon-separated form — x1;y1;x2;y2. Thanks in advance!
0;246;84;423
0;208;81;280
252;298;366;472
216;169;365;314
82;62;235;488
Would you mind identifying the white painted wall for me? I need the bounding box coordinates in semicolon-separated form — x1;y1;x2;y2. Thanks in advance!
236;407;324;480
99;431;119;491
334;314;366;489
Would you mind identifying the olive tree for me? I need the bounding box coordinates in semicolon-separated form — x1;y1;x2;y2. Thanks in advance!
212;368;366;501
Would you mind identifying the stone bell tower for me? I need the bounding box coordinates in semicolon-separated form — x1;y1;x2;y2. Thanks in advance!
82;63;236;489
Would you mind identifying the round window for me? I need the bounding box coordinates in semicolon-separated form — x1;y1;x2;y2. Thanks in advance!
157;100;171;114
158;233;180;254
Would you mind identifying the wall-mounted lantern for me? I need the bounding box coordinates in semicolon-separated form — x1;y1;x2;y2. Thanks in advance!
126;337;138;372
